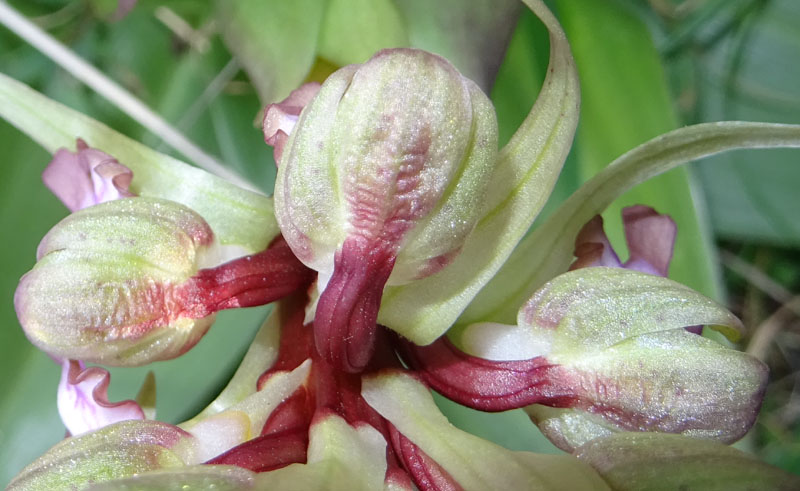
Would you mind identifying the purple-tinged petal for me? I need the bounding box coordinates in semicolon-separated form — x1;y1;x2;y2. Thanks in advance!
42;139;133;212
111;0;138;21
57;359;146;436
621;205;676;277
569;215;622;270
570;205;677;278
262;82;321;166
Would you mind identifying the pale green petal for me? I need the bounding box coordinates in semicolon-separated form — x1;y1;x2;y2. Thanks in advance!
0;72;278;253
252;413;390;491
378;0;581;345
464;122;800;325
8;421;194;491
362;371;609;491
575;433;800;491
87;465;255;490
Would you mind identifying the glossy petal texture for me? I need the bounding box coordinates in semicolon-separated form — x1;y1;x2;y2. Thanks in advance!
7;420;194;491
362;371;609;491
15;198;216;365
378;0;581;345
87;465;256;490
58;359;145;436
276;48;497;371
575;433;800;491
262;82;321;165
16;198;310;366
42;139;134;212
406;268;767;451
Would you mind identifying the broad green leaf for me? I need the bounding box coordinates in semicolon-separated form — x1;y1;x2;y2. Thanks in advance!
394;0;520;92
317;0;408;66
462;122;800;326
362;370;609;491
216;0;325;103
575;432;800;491
0;73;279;253
555;0;719;300
690;0;800;245
378;0;580;345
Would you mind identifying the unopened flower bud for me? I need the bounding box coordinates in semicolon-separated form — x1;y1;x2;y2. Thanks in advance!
275;48;498;372
15;197;216;366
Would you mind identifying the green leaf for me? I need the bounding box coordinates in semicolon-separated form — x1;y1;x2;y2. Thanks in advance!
377;0;581;345
216;0;325;103
362;370;609;491
462;122;800;326
689;0;800;245
317;0;408;66
554;0;721;301
0;72;279;253
393;0;521;92
575;432;800;491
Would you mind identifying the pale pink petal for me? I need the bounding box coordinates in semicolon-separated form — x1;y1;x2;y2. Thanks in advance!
111;0;138;21
42;139;134;212
262;83;321;165
58;359;145;436
622;205;677;277
569;215;622;270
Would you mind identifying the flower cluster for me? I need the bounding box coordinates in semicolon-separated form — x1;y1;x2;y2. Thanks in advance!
6;0;800;489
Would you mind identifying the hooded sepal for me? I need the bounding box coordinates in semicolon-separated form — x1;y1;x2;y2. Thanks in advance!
15;197;216;366
276;48;498;372
7;420;195;491
404;268;767;451
575;432;800;491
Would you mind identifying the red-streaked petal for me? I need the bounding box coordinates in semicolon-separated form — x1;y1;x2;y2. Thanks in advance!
205;427;308;472
621;205;677;277
183;236;314;316
397;336;571;411
58;359;145;436
314;239;395;373
42;139;134;212
389;423;463;491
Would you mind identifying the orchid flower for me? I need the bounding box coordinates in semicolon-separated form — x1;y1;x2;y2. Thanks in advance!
4;0;800;489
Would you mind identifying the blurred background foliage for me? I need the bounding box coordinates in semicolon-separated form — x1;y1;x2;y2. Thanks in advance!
0;0;798;484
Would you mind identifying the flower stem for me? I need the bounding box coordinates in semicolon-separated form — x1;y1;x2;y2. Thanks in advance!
0;1;253;190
